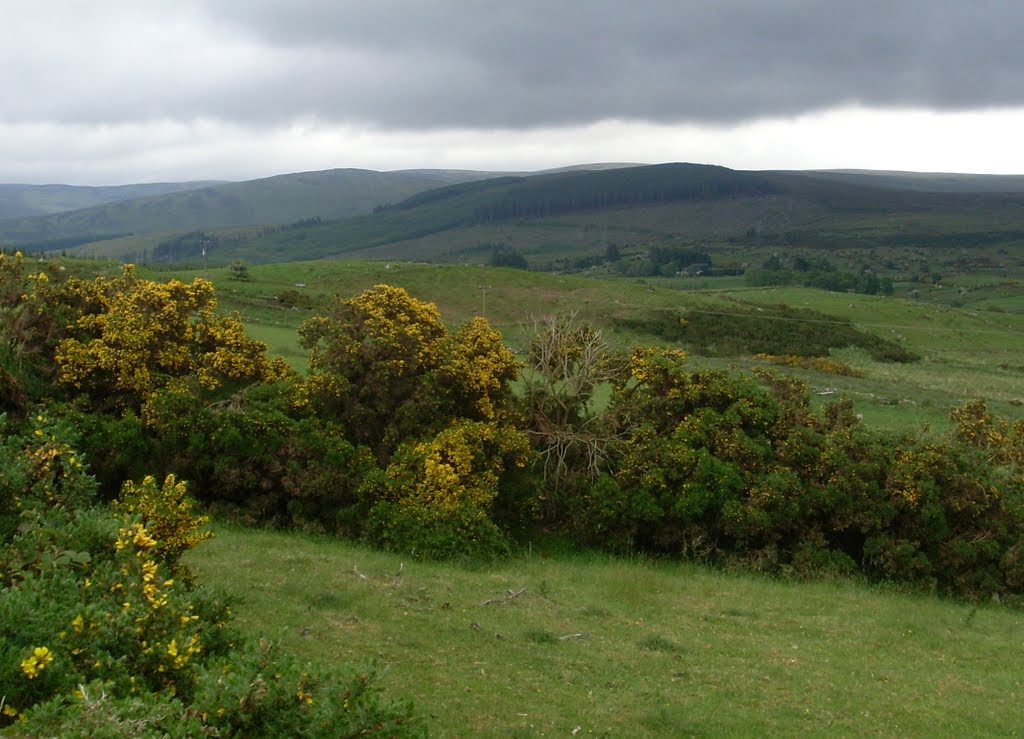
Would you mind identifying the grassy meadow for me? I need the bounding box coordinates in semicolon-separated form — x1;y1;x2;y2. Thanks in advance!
186;525;1024;737
145;258;1024;433
9;164;1024;734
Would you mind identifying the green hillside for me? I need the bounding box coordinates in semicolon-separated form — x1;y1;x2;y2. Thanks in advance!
0;168;500;251
76;163;1024;272
0;180;221;220
187;524;1024;737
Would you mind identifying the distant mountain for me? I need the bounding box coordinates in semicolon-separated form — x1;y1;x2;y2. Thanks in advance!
16;162;1024;266
125;161;1023;266
793;169;1024;193
0;168;505;250
0;181;223;221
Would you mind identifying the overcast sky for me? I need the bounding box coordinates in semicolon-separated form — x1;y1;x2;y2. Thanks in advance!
3;0;1024;185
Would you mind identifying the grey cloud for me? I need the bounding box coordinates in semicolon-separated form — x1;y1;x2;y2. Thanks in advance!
5;0;1024;130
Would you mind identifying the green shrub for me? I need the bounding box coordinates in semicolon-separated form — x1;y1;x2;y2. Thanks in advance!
361;420;530;559
366;499;511;561
0;419;423;736
595;348;1024;599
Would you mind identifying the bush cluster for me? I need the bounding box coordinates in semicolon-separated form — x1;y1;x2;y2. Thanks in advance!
580;352;1024;598
0;412;423;735
614;302;918;362
3;251;1023;610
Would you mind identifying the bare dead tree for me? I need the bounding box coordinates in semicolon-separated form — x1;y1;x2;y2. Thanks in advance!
520;312;628;492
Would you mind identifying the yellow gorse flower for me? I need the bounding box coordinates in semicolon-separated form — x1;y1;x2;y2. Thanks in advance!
20;646;54;679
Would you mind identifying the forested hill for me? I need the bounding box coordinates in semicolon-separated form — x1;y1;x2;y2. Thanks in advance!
0;168;499;251
100;161;1024;266
376;162;1024;220
384;162;781;219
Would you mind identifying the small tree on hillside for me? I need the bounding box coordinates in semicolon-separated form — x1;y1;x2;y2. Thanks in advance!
228;260;250;281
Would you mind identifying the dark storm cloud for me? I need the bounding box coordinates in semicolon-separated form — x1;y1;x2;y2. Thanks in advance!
3;0;1024;130
189;0;1024;128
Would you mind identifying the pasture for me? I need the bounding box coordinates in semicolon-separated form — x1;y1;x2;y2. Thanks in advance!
186;525;1024;737
149;259;1024;433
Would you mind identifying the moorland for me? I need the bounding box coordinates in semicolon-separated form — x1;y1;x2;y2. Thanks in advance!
2;162;1024;735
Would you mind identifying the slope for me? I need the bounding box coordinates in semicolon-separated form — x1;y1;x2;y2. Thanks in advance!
0;181;222;221
117;162;1024;266
0;167;501;250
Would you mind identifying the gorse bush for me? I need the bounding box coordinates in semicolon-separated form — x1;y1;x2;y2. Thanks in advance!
585;351;1024;598
115;473;212;571
53;265;292;412
0;415;424;735
5;256;1024;604
363;420;531;559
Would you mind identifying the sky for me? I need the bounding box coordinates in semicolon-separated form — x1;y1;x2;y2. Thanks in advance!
3;0;1024;185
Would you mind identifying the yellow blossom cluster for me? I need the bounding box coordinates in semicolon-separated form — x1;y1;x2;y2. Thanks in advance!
20;646;54;679
951;399;1024;468
116;522;158;551
442;317;520;421
301;284;447;382
53;266;287;409
386;421;530;513
628;346;687;386
116;475;211;568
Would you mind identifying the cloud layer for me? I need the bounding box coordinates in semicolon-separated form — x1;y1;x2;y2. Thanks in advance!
3;1;1023;182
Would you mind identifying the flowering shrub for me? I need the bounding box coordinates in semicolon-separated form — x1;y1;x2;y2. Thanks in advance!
300;284;448;454
0;411;97;549
53;265;290;411
437;316;521;423
569;347;1024;597
115;474;212;570
0;412;423;735
0;252;75;409
300;285;521;460
364;420;531;558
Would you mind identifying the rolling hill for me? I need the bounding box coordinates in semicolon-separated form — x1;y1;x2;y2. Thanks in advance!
0;181;222;221
5;161;1021;279
795;169;1024;193
0;167;505;251
75;162;1024;268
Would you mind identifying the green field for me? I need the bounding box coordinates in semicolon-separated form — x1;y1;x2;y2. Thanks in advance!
186;525;1024;737
145;259;1024;433
8;163;1024;735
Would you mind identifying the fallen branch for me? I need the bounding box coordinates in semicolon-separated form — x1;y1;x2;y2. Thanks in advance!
483;587;527;605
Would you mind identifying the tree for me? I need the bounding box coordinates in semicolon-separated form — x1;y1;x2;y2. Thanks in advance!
521;312;627;501
228;260;250;281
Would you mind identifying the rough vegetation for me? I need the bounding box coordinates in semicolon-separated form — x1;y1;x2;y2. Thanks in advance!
2;247;1024;732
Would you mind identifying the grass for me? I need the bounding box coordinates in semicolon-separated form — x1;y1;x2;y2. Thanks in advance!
185;525;1024;737
138;258;1024;435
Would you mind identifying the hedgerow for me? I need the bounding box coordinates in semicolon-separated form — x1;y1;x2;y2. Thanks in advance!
3;252;1023;611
